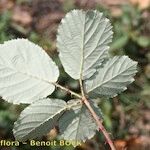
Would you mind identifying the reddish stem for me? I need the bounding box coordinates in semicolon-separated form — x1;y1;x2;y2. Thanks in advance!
54;82;116;150
83;97;116;150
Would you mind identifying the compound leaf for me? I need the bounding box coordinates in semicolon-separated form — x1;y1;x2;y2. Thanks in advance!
0;39;59;104
57;10;113;80
85;56;138;98
59;99;102;142
13;98;67;141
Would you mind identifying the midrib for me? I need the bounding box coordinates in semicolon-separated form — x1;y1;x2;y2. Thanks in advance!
88;65;135;92
1;63;53;85
79;12;86;80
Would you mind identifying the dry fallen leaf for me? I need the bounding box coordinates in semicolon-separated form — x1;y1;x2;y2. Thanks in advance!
34;12;64;31
0;0;14;13
114;139;127;150
97;0;129;16
127;136;150;150
115;136;150;150
47;126;59;140
12;6;32;27
130;0;150;9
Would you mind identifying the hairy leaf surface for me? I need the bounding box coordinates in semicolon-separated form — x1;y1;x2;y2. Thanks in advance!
57;10;113;80
0;39;59;104
59;99;102;142
85;56;137;98
13;98;67;141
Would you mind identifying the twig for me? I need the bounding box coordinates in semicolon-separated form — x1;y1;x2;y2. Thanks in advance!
53;82;116;150
53;82;82;99
78;78;116;149
82;97;116;150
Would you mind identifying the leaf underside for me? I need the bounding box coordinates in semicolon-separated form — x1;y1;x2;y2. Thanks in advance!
57;10;113;80
59;99;102;142
85;56;138;98
0;9;138;145
0;39;59;104
13;98;67;141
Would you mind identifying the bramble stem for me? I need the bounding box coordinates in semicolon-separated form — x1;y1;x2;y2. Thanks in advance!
53;82;116;150
79;78;116;150
53;82;82;99
82;97;116;150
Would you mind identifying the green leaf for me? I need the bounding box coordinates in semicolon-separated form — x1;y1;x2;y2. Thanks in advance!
59;99;102;142
85;56;137;98
57;10;113;80
141;85;150;97
110;34;128;50
136;36;150;47
0;39;59;104
13;98;67;141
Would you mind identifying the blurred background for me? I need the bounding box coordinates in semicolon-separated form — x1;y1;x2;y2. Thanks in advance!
0;0;150;150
